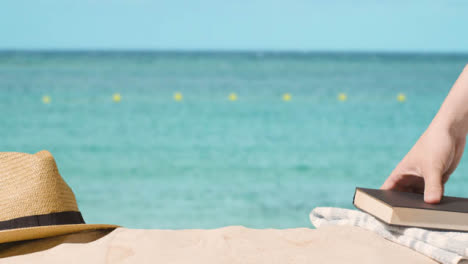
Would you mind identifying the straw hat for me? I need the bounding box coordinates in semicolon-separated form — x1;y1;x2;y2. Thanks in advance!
0;150;118;243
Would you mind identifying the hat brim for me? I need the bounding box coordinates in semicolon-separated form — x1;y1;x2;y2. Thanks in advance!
0;223;119;244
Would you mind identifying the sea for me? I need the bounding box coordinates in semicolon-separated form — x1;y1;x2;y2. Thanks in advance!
1;51;468;229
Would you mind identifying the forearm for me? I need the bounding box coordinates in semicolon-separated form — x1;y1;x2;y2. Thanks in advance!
432;65;468;139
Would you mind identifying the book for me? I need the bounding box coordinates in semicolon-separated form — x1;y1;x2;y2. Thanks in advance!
353;187;468;231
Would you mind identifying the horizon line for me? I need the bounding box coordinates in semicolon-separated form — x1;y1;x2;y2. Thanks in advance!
0;48;468;56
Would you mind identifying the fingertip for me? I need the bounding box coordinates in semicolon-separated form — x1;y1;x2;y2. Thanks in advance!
424;175;444;204
424;192;442;204
380;179;395;190
380;184;390;190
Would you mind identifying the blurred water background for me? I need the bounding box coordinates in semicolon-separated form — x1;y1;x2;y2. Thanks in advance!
1;51;468;228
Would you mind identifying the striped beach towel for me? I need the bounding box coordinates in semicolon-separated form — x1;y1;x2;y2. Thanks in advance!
310;207;468;264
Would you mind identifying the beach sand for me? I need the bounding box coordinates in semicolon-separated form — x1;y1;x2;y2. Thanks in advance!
0;225;436;263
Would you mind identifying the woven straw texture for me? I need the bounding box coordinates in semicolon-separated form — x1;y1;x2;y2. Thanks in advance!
0;150;78;221
0;150;118;243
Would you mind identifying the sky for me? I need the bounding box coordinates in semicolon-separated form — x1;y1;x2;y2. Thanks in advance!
1;0;468;52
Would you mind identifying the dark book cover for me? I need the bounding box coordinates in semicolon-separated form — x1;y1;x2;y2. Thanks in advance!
354;187;468;213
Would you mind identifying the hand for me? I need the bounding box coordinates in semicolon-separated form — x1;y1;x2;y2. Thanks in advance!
381;123;466;204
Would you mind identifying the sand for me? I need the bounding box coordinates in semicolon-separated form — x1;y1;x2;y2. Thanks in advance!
0;225;437;263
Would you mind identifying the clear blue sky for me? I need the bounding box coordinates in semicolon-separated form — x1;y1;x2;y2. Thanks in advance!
1;0;468;52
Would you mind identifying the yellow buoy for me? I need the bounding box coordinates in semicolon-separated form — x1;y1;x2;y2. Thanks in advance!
337;93;347;102
42;95;51;104
397;93;406;102
174;92;183;101
113;93;121;103
228;93;237;101
282;93;292;101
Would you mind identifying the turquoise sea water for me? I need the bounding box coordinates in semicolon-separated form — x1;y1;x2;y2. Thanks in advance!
1;51;468;229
